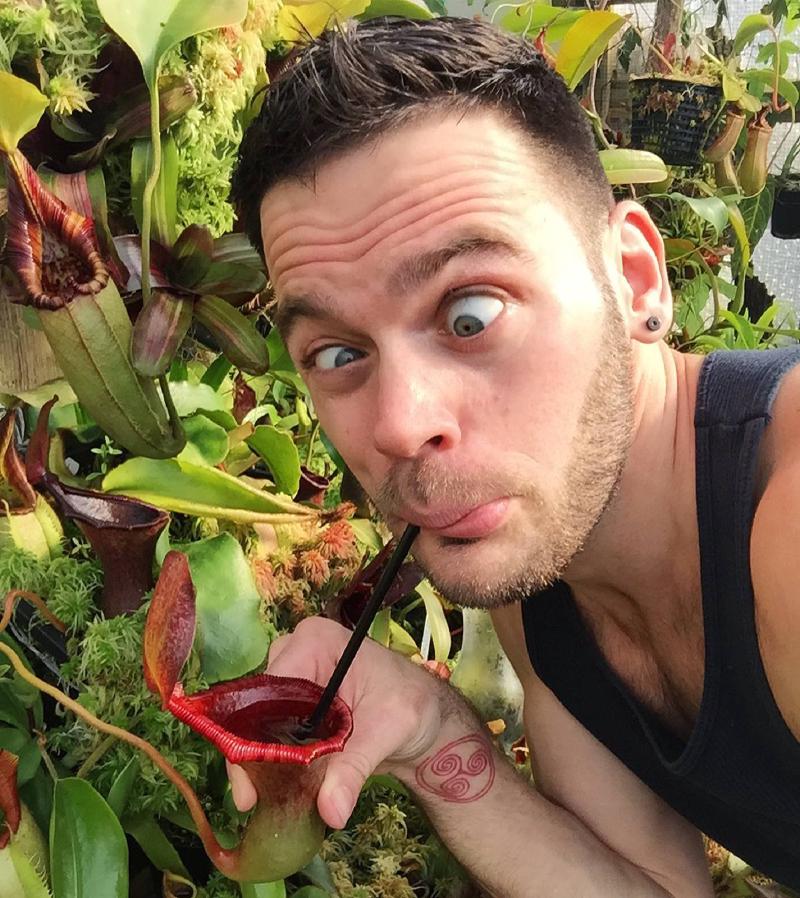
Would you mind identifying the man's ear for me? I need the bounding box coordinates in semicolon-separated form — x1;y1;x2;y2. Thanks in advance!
608;200;672;343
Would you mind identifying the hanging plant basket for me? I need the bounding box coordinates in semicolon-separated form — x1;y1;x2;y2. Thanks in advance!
629;76;724;167
770;174;800;239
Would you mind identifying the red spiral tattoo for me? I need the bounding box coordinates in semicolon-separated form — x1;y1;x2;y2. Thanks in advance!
415;734;495;803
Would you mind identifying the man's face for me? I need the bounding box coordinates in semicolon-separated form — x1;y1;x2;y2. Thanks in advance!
261;111;635;607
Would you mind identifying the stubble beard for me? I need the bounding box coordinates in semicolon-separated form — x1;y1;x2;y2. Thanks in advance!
373;292;635;609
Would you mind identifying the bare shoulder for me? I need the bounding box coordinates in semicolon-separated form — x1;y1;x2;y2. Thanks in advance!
749;360;800;739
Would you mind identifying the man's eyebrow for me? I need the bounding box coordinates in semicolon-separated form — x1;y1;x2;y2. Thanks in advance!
273;233;523;341
387;233;525;295
272;291;336;342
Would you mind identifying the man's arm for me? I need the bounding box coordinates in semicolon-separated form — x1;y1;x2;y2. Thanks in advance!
229;616;713;898
388;688;698;898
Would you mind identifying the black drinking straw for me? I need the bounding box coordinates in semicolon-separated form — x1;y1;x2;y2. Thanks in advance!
299;523;420;737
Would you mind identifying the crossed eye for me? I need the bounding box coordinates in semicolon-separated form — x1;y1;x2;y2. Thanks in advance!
446;294;504;337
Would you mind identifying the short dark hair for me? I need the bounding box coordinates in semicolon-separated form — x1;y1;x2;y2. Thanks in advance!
232;16;613;258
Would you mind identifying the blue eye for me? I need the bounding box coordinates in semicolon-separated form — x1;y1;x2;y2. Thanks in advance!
446;295;504;338
314;346;363;370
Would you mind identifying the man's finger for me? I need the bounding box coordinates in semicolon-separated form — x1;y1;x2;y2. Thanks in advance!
227;761;257;812
317;722;405;829
266;633;290;665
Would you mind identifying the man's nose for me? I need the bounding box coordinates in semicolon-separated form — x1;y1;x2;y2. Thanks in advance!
371;357;461;460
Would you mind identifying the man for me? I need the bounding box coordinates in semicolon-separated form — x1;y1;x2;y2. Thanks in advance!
227;17;800;897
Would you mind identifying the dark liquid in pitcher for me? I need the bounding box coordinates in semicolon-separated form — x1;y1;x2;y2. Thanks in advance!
223;705;328;745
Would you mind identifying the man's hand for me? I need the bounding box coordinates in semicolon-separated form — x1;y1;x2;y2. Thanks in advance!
227;616;447;828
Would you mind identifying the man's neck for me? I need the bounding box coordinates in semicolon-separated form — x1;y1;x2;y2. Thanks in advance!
564;343;706;631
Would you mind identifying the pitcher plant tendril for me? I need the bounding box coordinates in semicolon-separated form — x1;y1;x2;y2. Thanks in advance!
0;589;233;874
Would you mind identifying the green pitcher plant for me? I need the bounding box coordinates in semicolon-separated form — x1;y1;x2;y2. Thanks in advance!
0;408;62;562
0;750;51;898
0;72;185;459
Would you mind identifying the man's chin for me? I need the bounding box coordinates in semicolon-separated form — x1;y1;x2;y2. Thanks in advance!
412;533;560;609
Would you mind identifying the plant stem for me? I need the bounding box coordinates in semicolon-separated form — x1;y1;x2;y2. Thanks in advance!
0;637;226;866
0;590;65;635
752;324;800;339
75;733;115;778
140;77;163;307
36;738;60;782
158;374;183;445
305;422;320;466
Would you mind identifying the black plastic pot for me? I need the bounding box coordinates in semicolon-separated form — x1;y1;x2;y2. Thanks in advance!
630;77;724;167
770;175;800;239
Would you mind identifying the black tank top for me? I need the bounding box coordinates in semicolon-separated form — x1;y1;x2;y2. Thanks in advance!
522;347;800;888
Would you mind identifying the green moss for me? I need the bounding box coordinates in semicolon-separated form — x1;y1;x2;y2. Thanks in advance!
0;547;101;633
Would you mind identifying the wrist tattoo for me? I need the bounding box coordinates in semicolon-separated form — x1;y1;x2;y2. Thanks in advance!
415;733;495;803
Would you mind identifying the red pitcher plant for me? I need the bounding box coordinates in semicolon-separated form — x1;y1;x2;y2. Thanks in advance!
143;551;353;882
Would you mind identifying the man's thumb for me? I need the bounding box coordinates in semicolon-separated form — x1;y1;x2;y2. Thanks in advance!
317;749;374;828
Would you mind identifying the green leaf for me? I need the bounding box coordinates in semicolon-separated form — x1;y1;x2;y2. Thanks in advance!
349;518;383;551
734;14;773;53
240;882;287;898
599;149;667;185
369;608;391;647
96;0;249;89
667;194;729;236
499;3;584;41
123;812;189;877
778;75;799;107
744;67;775;98
212;233;264;268
298;855;339;894
0;72;48;153
718;310;757;349
755;303;780;330
0;682;30;730
277;0;369;41
720;67;745;103
0;728;41;786
265;330;296;374
19;766;53;837
200;357;233;391
193;296;269;375
131;135;178;247
106;755;139;819
182;534;269;681
103;457;316;523
246;425;301;496
736;179;775;258
131;290;193;377
360;0;432;19
388;620;420;657
727;202;752;312
691;334;731;352
192;262;267;303
170;225;214;288
50;778;128;898
177;414;229;466
555;11;626;91
168;380;230;416
417;580;451;662
289;889;328;898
